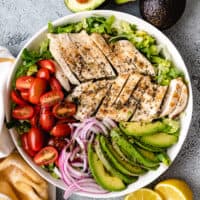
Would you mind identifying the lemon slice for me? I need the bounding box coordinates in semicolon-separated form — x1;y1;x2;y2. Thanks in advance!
155;179;193;200
124;188;163;200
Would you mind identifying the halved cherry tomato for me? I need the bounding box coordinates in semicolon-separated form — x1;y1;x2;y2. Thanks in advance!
39;111;55;131
36;68;50;81
37;60;55;73
16;76;34;91
27;127;44;151
21;133;37;157
52;102;76;119
50;77;62;91
40;90;64;107
11;90;27;105
12;105;34;120
33;146;58;166
51;123;71;137
29;78;47;104
21;90;29;101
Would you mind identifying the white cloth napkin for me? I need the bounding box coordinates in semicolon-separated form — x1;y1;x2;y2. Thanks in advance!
0;46;15;158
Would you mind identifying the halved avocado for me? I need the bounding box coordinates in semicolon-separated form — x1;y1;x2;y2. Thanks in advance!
111;129;160;169
65;0;106;12
94;135;138;184
88;143;125;191
100;136;146;176
119;121;167;137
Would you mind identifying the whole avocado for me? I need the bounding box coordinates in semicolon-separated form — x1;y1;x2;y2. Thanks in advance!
139;0;186;30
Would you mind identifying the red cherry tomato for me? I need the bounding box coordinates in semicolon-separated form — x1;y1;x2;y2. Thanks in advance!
27;127;44;152
37;60;55;73
29;78;47;104
50;77;62;91
40;90;64;107
53;102;76;119
36;68;50;81
51;124;71;137
21;133;37;157
39;111;55;131
12;105;34;120
11;90;27;105
16;76;34;91
20;90;29;101
33;146;58;166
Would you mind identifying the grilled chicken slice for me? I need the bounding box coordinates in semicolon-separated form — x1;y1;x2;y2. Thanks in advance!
69;80;111;121
91;33;155;76
160;78;184;117
131;84;167;122
169;81;188;118
69;31;116;80
96;74;136;121
48;34;80;85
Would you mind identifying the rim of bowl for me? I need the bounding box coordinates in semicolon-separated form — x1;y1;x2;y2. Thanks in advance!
5;10;193;198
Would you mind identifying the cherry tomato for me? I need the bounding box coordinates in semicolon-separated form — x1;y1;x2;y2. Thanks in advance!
76;0;89;3
29;78;47;104
37;60;55;73
50;77;62;91
20;90;29;101
11;90;27;105
21;133;37;157
39;111;55;131
48;136;68;152
53;102;76;119
40;90;64;107
27;127;44;151
36;68;50;81
33;146;58;166
51;123;71;137
16;76;34;91
12;105;34;120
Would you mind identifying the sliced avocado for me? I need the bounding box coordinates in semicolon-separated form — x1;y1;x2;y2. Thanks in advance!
134;139;165;152
162;118;180;134
140;133;178;148
94;135;137;184
88;143;125;191
65;0;106;12
100;136;146;176
119;121;167;137
111;129;159;169
136;147;160;163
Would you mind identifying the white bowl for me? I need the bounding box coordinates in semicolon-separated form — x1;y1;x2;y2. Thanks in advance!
5;10;193;198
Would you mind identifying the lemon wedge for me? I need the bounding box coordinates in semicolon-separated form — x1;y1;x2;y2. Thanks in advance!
155;179;193;200
124;188;163;200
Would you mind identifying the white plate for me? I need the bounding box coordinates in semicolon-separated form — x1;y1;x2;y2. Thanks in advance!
5;10;193;198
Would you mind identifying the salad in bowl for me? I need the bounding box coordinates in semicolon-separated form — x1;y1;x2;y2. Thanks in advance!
6;11;192;199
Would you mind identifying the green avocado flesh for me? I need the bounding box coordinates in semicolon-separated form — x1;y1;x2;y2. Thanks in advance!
65;0;106;12
88;143;125;191
119;121;167;137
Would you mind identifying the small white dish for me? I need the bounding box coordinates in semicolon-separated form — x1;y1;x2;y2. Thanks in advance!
5;10;193;198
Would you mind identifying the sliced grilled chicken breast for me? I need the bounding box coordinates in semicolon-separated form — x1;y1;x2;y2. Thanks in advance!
48;33;80;85
160;78;183;117
69;80;111;121
131;84;167;122
169;81;188;118
69;31;116;80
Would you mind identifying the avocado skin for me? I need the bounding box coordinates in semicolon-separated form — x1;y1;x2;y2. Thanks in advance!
140;0;186;30
88;143;125;191
100;135;146;176
111;129;160;169
94;135;138;184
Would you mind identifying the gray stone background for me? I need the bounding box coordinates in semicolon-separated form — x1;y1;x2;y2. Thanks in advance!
0;0;199;199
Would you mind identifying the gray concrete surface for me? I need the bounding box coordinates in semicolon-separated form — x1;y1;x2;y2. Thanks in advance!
0;0;199;199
